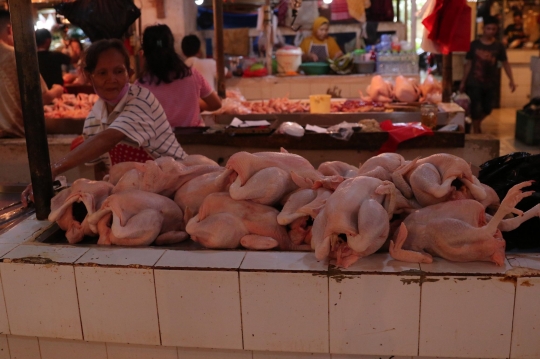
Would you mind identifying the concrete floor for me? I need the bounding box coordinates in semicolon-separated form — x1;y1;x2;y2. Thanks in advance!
483;108;540;156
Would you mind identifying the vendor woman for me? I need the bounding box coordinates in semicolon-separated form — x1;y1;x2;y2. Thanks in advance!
22;39;188;204
300;16;343;62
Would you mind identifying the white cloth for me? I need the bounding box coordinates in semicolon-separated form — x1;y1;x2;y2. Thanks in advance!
0;42;48;138
184;57;228;92
82;84;186;167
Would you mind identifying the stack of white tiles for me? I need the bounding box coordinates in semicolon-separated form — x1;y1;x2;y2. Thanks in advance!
0;216;537;359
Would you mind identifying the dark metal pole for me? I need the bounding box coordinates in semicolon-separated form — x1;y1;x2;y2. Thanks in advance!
8;0;54;219
442;53;453;102
213;0;226;98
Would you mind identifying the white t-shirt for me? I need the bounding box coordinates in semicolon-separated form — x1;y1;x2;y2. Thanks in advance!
184;56;227;92
0;42;48;138
82;84;187;167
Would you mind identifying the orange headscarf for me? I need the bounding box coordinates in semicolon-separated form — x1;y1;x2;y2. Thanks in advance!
312;16;329;36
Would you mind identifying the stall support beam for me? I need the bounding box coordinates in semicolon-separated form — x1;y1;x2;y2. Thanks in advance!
442;53;453;103
8;0;53;219
213;0;226;98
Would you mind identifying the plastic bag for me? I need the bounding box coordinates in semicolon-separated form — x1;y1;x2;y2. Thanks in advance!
327;121;360;141
276;122;305;137
378;120;434;153
478;152;540;250
452;91;471;116
212;98;251;115
55;0;141;42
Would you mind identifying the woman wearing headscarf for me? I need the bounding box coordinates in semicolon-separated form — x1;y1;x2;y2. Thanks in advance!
300;16;343;62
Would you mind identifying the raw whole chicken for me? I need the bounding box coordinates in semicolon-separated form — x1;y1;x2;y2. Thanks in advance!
394;75;421;102
229;166;299;205
216;150;343;196
112;157;222;198
389;181;537;265
173;168;232;218
186;193;301;250
318;161;359;178
312;176;411;268
278;188;332;245
87;190;188;246
420;74;442;104
360;75;393;103
392;153;487;207
48;179;113;244
357;153;410;182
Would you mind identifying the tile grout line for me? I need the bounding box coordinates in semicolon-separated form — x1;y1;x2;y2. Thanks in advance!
0;266;11;336
508;277;519;359
417;265;422;358
37;336;43;359
152;269;163;347
238;269;246;353
327;274;330;357
72;266;86;342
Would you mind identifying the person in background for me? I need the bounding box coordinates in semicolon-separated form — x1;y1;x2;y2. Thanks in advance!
181;34;230;92
459;15;516;134
503;11;528;48
300;16;343;62
0;10;63;138
136;25;221;127
35;28;72;88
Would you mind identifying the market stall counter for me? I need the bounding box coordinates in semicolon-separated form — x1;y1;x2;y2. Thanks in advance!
0;215;537;359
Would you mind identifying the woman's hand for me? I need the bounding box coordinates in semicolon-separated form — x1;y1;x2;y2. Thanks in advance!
21;183;34;207
311;53;319;62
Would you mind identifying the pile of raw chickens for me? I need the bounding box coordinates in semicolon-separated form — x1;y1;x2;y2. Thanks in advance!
44;93;99;120
49;151;539;268
361;74;442;103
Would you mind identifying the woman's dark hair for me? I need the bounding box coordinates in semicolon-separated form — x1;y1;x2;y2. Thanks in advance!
84;39;131;73
139;24;191;85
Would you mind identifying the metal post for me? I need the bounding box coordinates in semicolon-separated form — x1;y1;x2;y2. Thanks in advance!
442;53;453;102
411;0;416;50
264;0;273;76
8;0;54;219
213;0;226;98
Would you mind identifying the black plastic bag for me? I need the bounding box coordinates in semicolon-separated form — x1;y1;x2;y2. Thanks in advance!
479;152;540;250
55;0;141;42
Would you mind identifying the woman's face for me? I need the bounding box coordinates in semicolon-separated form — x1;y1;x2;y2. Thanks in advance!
89;49;129;101
315;23;329;41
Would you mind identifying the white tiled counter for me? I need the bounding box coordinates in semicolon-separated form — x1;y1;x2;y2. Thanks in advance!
0;216;538;359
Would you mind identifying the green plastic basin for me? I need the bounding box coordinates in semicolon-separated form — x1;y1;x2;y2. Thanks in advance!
299;62;330;75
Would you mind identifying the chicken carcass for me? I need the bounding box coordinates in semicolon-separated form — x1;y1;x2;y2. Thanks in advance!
360;75;393;103
48;179;113;243
389;181;537;265
394;76;421;103
312;176;411;268
318;161;359;178
173;168;232;218
357;153;410;182
278;188;332;245
216;150;343;195
392;153;487;207
87;190;187;246
186;193;300;250
112;157;221;198
420;74;442;104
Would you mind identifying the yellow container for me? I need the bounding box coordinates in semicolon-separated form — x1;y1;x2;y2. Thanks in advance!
309;94;331;114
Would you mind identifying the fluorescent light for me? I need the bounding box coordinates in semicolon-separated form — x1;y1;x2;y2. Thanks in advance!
195;0;204;5
323;0;333;3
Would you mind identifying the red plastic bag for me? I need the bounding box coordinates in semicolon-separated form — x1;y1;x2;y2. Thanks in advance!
423;0;471;54
378;120;434;153
242;67;268;77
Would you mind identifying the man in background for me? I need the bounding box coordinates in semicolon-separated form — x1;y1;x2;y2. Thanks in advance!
459;16;516;134
181;34;230;92
0;10;63;137
504;11;528;48
36;28;72;88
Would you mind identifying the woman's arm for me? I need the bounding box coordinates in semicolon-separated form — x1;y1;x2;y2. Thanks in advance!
200;92;222;112
51;128;126;177
22;128;126;205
